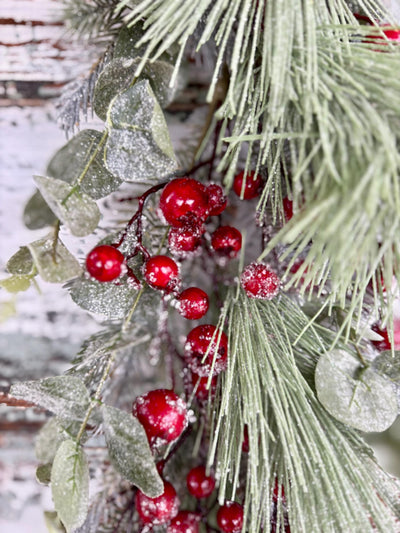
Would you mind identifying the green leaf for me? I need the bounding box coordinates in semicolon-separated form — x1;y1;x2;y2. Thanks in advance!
23;190;57;230
0;275;32;293
102;404;163;497
315;349;398;433
51;440;89;533
46;130;121;200
113;24;150;59
93;58;175;120
105;81;177;183
34;176;100;237
10;376;90;421
44;511;66;533
372;350;400;384
6;246;35;275
35;418;81;464
27;235;82;283
69;277;140;319
36;463;52;485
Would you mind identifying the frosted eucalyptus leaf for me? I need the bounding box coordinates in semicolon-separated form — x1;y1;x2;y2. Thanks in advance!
43;511;66;533
102;404;163;497
94;58;175;120
10;376;90;420
6;246;35;275
315;349;398;432
34;176;100;237
0;275;31;293
27;235;82;283
69;277;139;319
46;130;121;199
23;190;57;230
35;418;81;464
36;463;52;485
372;351;400;383
51;440;89;533
105;81;177;183
114;24;150;59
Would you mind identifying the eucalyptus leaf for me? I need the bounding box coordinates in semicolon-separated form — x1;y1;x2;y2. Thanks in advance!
6;246;35;275
10;376;90;420
372;350;400;384
69;277;139;319
315;349;398;432
105;81;177;183
44;511;66;533
34;176;100;237
46;130;121;199
113;24;151;59
0;275;32;293
27;235;82;283
35;418;81;464
51;440;89;533
93;58;175;121
23;190;57;230
102;404;163;497
36;463;52;485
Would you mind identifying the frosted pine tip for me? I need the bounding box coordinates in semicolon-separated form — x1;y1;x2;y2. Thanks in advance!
240;262;280;300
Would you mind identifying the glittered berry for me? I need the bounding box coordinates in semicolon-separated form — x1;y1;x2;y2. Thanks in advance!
207;183;227;216
185;324;228;376
216;501;244;533
233;170;263;200
187;466;216;499
282;197;293;221
159;178;209;227
191;372;218;401
211;226;242;259
86;245;125;282
168;225;203;254
240;263;280;300
132;389;188;444
135;480;179;526
178;287;209;320
144;255;180;293
167;511;201;533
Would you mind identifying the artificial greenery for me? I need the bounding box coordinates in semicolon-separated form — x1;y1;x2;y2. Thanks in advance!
3;0;400;531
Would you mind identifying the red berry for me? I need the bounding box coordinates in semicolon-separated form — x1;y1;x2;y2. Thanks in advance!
240;263;280;300
366;26;400;43
242;425;249;453
132;389;188;444
211;226;242;259
185;324;228;376
282;197;293;221
216;501;244;533
168;225;203;254
167;511;201;533
273;478;286;503
159;178;209;227
371;324;391;351
86;245;125;282
207;183;227;216
191;372;218;401
144;255;180;293
178;287;209;320
135;480;179;526
233;170;263;200
187;465;215;499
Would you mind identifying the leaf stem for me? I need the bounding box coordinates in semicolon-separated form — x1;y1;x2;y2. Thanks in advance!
51;221;61;263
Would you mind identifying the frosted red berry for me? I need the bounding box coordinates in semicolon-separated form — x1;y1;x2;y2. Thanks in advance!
167;511;201;533
187;466;216;499
86;245;125;282
135;480;179;526
159;178;209;227
282;197;293;221
132;389;188;444
216;501;244;533
242;425;249;453
233;170;263;200
144;255;180;293
211;226;242;259
168;225;203;254
240;263;280;300
191;372;218;401
178;287;209;320
371;324;391;351
185;324;228;376
207;183;227;216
